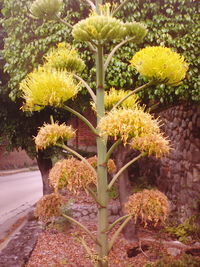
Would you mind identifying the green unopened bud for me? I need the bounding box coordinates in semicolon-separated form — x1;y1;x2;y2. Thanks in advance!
72;15;125;42
124;22;147;42
30;0;62;20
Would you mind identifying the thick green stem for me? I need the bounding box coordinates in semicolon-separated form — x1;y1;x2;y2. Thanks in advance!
108;153;145;190
62;105;98;135
96;43;109;267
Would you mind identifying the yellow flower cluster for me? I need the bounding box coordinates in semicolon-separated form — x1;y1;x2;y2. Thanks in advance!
130;133;170;158
98;107;160;144
35;193;65;222
30;0;63;20
125;189;169;227
104;88;139;111
130;46;188;86
87;155;117;174
49;157;96;194
35;122;75;150
20;67;80;111
44;42;85;73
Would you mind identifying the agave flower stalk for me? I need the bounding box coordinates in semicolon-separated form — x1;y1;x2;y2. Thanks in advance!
23;1;189;266
95;42;109;266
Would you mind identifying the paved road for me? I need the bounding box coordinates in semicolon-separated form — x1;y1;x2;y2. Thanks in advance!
0;170;43;225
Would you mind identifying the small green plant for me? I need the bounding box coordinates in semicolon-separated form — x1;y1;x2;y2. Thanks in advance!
165;216;200;243
144;254;200;267
108;186;118;200
132;176;154;193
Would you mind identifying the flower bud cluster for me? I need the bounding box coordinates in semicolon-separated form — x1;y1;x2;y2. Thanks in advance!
72;14;147;43
35;122;75;150
130;132;170;158
30;0;63;20
44;42;85;73
99;107;160;144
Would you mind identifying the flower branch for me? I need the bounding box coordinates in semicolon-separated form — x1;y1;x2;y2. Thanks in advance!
112;0;130;17
55;15;73;29
108;215;132;252
58;143;97;176
108;153;145;190
84;0;96;10
62;214;100;245
73;74;96;103
104;37;136;71
112;81;154;110
103;214;131;233
105;139;122;163
62;105;98;135
86;186;105;208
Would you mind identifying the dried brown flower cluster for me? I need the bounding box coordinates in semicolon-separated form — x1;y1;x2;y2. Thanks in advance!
49;157;96;194
35;193;65;222
35;122;75;150
130;133;170;158
125;189;169;227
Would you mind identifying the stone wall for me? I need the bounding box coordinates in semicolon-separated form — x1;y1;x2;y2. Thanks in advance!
155;104;200;221
72;202;120;223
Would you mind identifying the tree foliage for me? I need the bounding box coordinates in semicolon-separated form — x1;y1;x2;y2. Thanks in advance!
1;0;199;106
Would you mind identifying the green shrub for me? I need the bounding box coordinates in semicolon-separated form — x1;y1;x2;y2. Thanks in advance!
165;216;200;243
